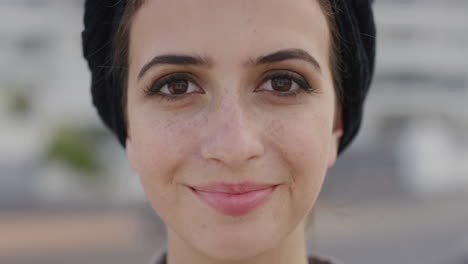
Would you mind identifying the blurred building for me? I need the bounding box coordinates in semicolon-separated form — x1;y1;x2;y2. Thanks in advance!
369;0;468;196
324;0;468;200
0;0;144;209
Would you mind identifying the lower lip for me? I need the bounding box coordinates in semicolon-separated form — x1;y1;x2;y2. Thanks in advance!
191;186;277;217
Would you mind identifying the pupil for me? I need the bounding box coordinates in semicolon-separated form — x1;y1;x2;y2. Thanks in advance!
272;78;292;92
169;80;188;94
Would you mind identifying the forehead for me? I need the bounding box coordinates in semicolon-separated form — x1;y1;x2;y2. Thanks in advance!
128;0;330;72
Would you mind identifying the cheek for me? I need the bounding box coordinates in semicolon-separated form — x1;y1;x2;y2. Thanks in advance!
269;108;332;167
126;110;200;212
267;110;332;208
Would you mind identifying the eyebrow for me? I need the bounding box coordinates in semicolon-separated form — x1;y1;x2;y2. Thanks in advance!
138;48;321;81
138;55;211;80
252;48;322;74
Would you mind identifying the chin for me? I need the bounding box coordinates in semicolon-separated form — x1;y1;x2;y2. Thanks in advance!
192;215;285;262
197;235;273;262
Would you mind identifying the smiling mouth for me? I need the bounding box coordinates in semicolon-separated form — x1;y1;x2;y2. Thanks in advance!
190;184;278;217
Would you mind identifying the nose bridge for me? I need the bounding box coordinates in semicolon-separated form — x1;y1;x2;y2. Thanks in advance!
217;93;246;133
200;93;264;168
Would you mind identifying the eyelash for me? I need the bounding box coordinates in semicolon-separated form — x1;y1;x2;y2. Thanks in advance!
144;71;314;102
144;72;201;102
258;71;314;97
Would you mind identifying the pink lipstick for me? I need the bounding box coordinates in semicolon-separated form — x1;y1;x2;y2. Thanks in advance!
190;182;278;217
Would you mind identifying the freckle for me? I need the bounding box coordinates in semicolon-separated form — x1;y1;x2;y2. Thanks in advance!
201;223;207;229
164;118;176;130
269;120;286;140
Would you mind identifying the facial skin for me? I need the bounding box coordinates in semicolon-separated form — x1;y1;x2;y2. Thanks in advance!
125;0;343;264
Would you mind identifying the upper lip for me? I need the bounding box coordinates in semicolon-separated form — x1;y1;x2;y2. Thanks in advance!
190;182;278;194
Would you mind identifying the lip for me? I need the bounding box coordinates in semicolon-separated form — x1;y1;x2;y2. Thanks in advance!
191;182;278;194
190;182;278;217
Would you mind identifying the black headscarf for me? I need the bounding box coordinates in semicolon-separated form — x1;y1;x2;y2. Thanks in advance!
82;0;376;155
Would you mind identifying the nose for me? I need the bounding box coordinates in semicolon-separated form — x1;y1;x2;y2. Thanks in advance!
200;99;264;170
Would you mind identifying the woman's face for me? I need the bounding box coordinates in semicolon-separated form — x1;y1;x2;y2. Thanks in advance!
126;0;342;261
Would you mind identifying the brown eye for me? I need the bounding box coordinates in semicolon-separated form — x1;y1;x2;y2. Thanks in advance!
255;71;313;97
271;77;293;92
168;80;189;95
146;73;203;98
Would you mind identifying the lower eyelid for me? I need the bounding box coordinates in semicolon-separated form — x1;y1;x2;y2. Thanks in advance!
152;91;200;104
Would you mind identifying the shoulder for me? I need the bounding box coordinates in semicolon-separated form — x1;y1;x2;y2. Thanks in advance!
151;252;342;264
309;255;343;264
